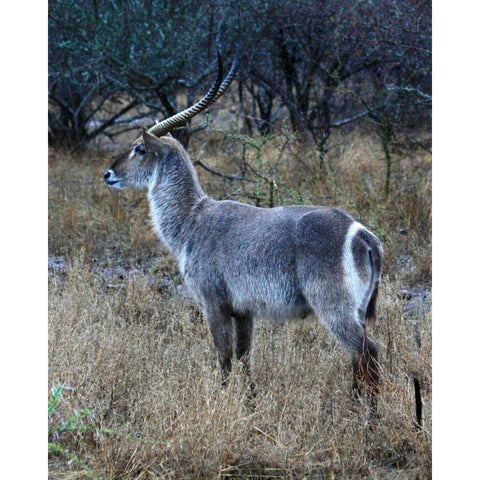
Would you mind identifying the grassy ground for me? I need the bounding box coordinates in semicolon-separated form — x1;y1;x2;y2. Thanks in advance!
48;126;431;479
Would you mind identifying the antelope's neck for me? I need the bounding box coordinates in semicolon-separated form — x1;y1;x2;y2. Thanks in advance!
147;151;206;256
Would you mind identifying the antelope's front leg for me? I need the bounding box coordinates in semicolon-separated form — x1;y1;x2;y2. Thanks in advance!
233;314;256;396
205;305;234;387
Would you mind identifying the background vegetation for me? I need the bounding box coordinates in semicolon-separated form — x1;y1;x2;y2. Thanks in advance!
49;0;430;155
48;0;431;478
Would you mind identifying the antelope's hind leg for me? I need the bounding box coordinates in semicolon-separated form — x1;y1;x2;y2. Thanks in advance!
352;335;379;402
319;306;380;408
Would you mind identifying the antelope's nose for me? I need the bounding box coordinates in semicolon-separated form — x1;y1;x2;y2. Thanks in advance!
103;168;120;188
104;169;119;186
104;169;117;184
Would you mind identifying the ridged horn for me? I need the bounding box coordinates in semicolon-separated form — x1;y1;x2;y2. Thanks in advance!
148;47;239;137
212;44;239;102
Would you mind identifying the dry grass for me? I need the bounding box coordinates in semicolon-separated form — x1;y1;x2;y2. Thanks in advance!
48;128;431;479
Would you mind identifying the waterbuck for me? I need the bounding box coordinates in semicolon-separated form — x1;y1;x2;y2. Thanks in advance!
104;51;383;406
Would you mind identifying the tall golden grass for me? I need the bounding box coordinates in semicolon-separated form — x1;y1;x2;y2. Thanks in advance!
49;128;431;479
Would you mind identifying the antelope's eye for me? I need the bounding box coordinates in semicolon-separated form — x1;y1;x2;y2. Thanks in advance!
134;143;146;154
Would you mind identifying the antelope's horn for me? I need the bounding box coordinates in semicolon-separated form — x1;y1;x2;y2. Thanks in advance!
212;44;239;102
148;48;238;137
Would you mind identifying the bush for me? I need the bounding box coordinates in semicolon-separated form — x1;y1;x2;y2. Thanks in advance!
49;0;431;150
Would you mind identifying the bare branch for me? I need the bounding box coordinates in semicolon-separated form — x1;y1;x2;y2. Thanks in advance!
194;160;256;183
330;110;370;128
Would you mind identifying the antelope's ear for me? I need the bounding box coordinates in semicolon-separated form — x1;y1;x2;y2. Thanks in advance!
142;128;162;151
